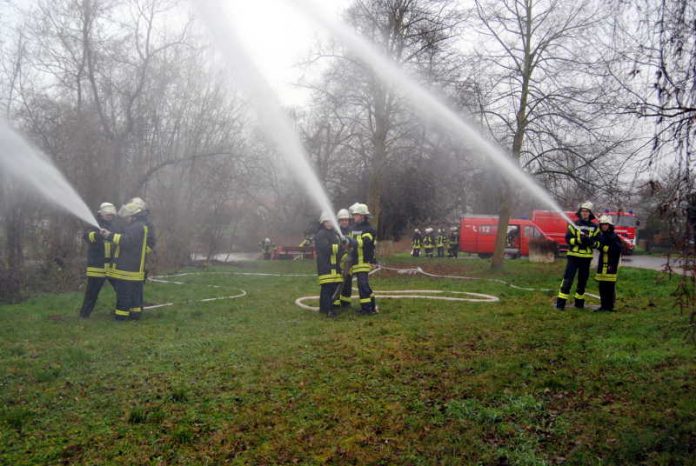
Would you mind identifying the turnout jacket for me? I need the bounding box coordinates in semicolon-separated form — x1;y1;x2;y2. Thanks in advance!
435;233;445;248
565;218;598;259
422;234;434;250
83;218;113;278
449;231;459;247
350;220;377;273
315;227;343;285
411;233;422;249
109;219;150;281
595;228;622;281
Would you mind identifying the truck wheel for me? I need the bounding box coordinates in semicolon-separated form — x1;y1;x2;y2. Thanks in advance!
478;253;492;259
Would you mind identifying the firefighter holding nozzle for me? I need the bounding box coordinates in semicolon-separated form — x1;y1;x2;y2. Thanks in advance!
315;212;346;317
556;201;598;311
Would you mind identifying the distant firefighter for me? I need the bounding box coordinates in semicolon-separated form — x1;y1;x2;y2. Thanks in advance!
411;228;422;257
436;228;446;257
423;228;434;258
259;238;275;260
448;227;459;258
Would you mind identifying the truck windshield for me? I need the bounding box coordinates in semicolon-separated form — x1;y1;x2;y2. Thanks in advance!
614;216;637;227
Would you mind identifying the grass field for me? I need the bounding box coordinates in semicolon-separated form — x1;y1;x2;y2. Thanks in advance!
0;257;694;465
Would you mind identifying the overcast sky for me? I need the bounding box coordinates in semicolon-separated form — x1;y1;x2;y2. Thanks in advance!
223;0;353;105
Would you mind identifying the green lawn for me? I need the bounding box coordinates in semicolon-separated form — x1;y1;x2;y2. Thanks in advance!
0;258;694;465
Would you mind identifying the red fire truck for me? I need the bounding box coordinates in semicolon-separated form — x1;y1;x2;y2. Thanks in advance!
532;209;638;254
459;216;554;258
459;209;639;257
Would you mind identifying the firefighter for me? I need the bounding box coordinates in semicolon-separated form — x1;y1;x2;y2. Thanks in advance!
423;227;435;258
315;212;343;317
350;203;378;315
448;226;459;258
594;215;622;312
436;228;446;257
411;229;422;257
556;201;599;310
127;197;155;317
78;202;117;318
259;238;274;260
100;201;150;321
337;208;353;308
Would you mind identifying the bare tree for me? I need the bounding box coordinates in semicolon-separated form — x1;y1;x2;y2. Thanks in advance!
468;0;630;269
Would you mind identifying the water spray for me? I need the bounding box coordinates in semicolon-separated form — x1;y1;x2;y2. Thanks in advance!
194;0;343;237
286;0;574;226
0;120;99;227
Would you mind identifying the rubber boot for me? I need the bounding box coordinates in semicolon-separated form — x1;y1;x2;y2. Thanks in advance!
574;299;585;309
555;298;566;311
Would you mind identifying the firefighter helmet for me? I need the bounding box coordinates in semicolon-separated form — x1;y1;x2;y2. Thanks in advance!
319;211;333;223
348;203;361;214
599;215;613;225
98;202;117;216
129;197;147;211
415;228;421;233
118;202;143;218
425;227;433;234
450;226;458;231
337;209;351;220
352;203;370;216
579;201;594;212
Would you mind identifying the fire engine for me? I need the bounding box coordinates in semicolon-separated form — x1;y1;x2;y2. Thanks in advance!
459;216;554;258
459;209;639;257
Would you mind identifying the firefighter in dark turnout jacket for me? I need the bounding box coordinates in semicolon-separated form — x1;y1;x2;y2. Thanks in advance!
128;197;155;315
423;228;435;258
448;227;459;258
556;201;599;310
436;229;446;257
350;203;377;314
594;215;622;312
315;212;344;316
79;202;117;318
411;229;422;257
336;208;353;308
101;202;150;321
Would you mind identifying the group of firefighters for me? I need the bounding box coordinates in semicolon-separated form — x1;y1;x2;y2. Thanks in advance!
315;203;378;317
411;227;459;258
79;197;155;321
79;197;621;319
556;201;622;312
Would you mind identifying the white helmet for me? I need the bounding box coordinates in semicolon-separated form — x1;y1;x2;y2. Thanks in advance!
414;228;421;233
450;226;458;231
118;202;143;218
319;211;333;223
425;227;433;234
337;209;351;220
599;215;613;225
580;201;594;212
348;202;361;214
352;203;370;216
129;197;147;211
98;202;117;216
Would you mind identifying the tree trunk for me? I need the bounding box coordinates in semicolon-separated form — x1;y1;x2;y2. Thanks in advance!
491;0;533;270
369;82;389;236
